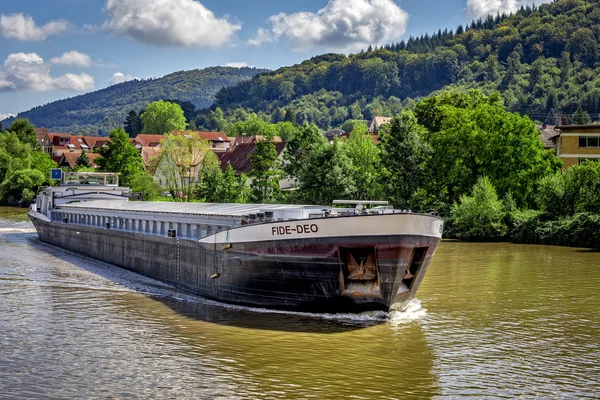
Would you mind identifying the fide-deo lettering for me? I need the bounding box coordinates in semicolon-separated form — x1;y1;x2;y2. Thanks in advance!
271;224;319;236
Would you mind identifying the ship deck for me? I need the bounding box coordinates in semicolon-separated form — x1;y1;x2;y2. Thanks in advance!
59;200;330;219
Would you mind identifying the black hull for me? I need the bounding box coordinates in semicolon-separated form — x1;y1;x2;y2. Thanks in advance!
30;216;440;313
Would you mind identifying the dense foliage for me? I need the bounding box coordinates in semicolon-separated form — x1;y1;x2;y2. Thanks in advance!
1;67;267;135
196;0;600;129
0;120;57;206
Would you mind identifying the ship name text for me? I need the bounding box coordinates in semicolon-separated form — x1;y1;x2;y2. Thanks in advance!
271;224;319;236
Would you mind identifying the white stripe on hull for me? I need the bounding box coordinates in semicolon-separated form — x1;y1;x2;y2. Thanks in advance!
200;213;443;244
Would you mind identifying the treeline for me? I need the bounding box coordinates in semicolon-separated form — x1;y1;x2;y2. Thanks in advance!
2;67;267;136
194;0;600;129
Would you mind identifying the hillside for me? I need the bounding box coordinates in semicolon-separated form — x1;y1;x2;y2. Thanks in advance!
197;0;600;129
4;66;268;136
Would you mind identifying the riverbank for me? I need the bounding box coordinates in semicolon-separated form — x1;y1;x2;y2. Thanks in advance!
0;206;30;222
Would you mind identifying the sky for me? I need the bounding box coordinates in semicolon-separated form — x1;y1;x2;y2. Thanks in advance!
0;0;551;120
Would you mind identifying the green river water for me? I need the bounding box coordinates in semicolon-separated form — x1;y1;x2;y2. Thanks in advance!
0;207;598;399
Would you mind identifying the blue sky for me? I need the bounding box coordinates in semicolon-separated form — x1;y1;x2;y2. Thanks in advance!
0;0;549;119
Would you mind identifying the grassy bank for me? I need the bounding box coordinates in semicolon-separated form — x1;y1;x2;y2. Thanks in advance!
0;206;30;222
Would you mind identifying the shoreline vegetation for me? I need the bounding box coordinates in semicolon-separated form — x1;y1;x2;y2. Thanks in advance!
1;90;598;249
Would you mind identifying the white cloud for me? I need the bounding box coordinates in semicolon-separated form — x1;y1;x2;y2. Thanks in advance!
226;62;254;68
50;51;92;67
250;0;408;52
0;113;15;120
249;28;274;46
103;0;241;47
110;72;138;85
54;73;95;91
0;52;94;92
466;0;553;18
0;13;67;41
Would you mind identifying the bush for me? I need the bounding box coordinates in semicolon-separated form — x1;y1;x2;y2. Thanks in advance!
449;176;507;241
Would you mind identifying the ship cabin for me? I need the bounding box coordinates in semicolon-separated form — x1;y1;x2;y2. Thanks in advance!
35;172;404;242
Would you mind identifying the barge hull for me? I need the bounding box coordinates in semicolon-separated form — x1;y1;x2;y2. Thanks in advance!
30;215;440;313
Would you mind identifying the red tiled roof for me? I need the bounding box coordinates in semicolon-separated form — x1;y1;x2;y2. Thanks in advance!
83;136;111;150
172;130;230;142
140;146;160;169
219;142;286;174
133;134;166;147
59;152;101;169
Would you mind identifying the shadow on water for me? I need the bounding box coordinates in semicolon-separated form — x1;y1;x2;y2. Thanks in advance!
23;232;387;334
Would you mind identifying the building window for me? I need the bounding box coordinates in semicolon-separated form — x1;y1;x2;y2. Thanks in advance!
579;136;600;148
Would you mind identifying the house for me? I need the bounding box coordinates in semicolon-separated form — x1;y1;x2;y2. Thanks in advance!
42;133;90;157
140;146;160;173
537;124;558;151
34;128;49;146
553;124;600;168
172;130;232;151
57;152;102;169
217;142;290;189
368;116;392;133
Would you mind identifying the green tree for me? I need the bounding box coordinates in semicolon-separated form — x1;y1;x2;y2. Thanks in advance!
0;169;45;206
574;104;591;124
0;131;31;184
5;119;38;149
29;151;57;185
344;123;382;200
124;109;143;138
416;91;560;209
283;124;327;180
130;171;161;201
450;176;507;241
200;164;249;203
97;128;145;187
249;133;282;203
76;152;91;168
379;110;432;210
295;139;356;204
155;132;218;201
141;100;187;134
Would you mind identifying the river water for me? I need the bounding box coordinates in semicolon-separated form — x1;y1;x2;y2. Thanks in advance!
0;208;598;399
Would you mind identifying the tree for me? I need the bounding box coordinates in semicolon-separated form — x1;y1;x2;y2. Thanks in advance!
344;122;382;200
0;169;45;206
249;133;282;203
76;152;91;168
5;119;38;149
574;104;591;125
0;131;31;184
295;139;356;204
199;163;249;203
450;177;507;241
379;110;432;210
283;124;327;181
29;151;57;185
130;172;161;201
141;101;186;134
415;91;560;209
124;109;143;138
155;131;218;202
97;128;145;187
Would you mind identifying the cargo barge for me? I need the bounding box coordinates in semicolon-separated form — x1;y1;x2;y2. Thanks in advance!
29;172;443;313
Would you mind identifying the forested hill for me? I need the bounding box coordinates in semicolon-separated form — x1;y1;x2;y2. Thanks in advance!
199;0;600;129
4;67;267;136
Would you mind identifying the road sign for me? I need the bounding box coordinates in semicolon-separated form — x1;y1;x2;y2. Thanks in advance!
51;168;62;180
